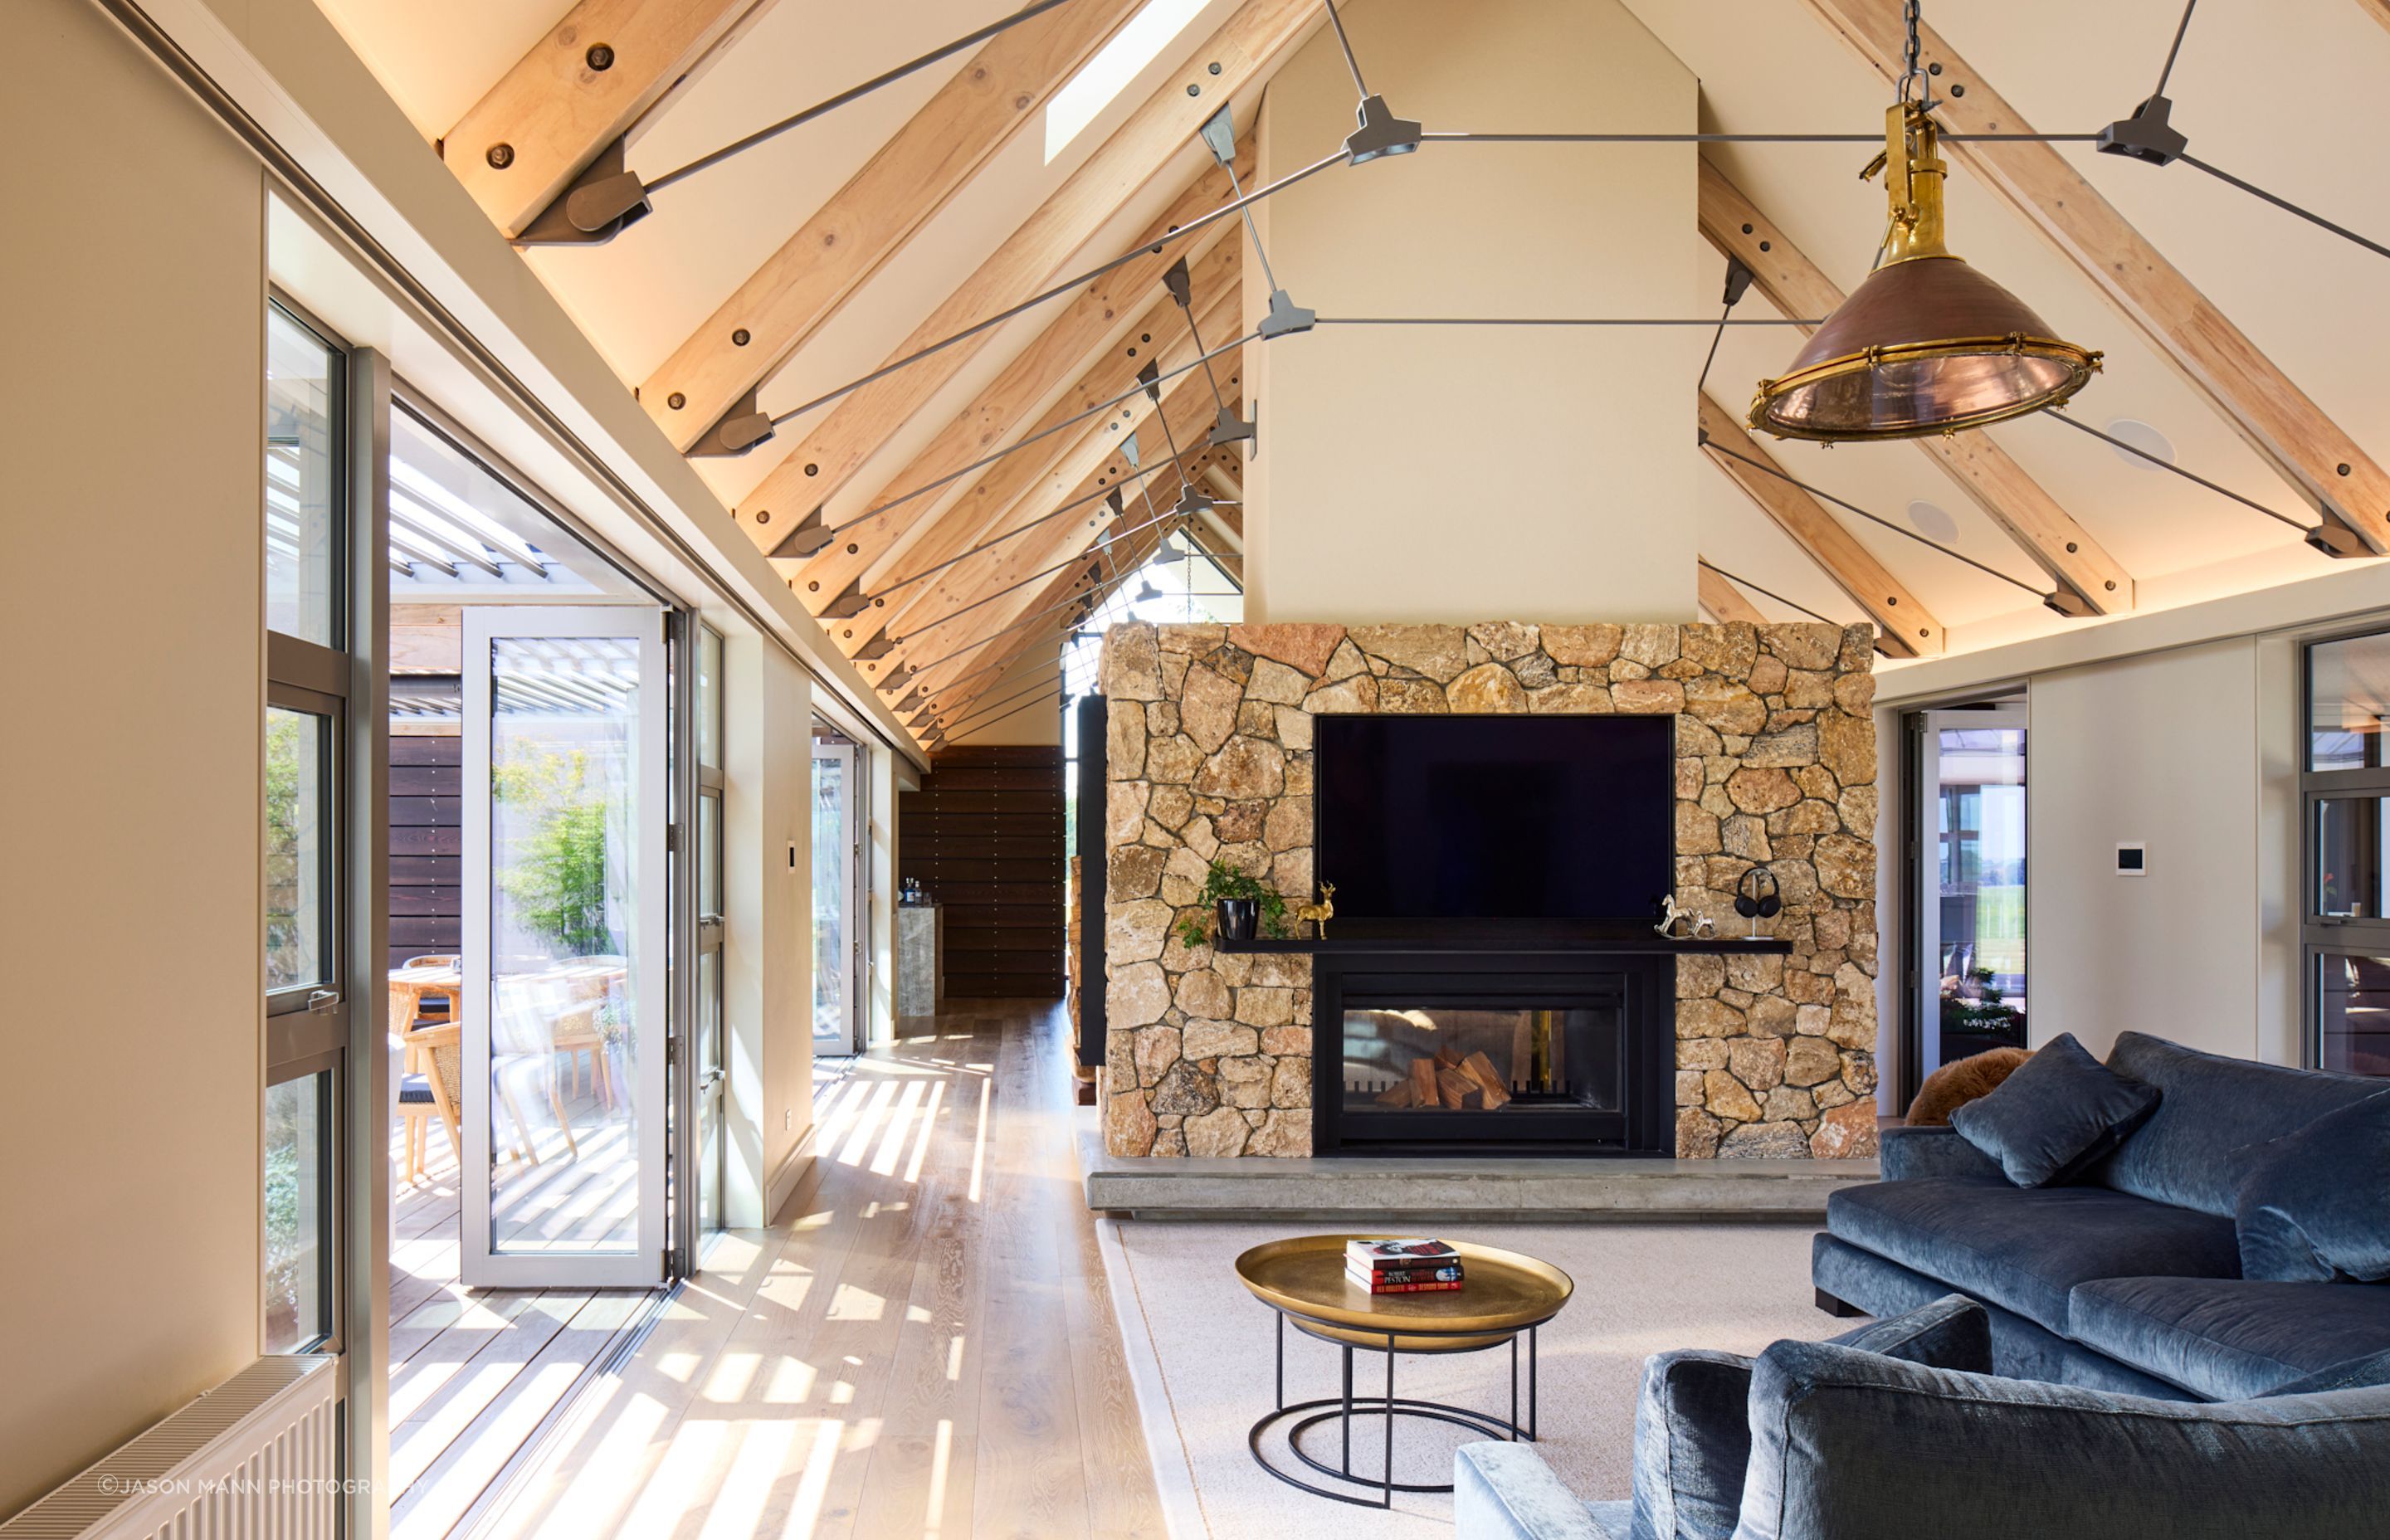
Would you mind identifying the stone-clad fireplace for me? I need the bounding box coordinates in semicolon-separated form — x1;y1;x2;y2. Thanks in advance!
1100;621;1881;1162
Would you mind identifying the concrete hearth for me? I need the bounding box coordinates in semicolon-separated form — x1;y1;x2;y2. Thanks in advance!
1080;1125;1880;1221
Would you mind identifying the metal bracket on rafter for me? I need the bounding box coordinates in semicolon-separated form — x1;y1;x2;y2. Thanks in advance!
690;388;775;456
895;688;926;714
1172;485;1214;519
2305;509;2372;559
2096;95;2188;168
819;582;877;620
1345;95;1422;165
1137;360;1163;405
855;632;896;661
768;506;835;558
877;662;915;693
1163;257;1195;309
515;138;652;246
2041;587;2098;620
1257;288;1316;339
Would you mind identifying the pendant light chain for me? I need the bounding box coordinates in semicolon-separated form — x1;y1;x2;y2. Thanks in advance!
1895;0;1927;105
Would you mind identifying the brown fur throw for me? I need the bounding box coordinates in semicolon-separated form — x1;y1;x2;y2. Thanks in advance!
1905;1047;2034;1127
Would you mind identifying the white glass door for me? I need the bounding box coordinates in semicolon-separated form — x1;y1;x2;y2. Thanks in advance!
462;607;667;1286
813;742;861;1050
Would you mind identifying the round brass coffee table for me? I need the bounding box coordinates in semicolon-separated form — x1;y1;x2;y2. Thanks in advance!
1235;1235;1574;1508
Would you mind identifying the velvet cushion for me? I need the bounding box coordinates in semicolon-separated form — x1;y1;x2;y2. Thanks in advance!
1827;1177;2240;1333
1874;1125;2005;1184
1949;1032;2159;1187
2268;1346;2390;1396
2093;1031;2387;1216
1455;1440;1617;1540
2232;1089;2390;1283
1628;1298;1988;1540
1732;1340;2390;1540
2066;1275;2390;1401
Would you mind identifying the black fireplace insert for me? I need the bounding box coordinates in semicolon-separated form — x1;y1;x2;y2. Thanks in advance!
1310;950;1675;1157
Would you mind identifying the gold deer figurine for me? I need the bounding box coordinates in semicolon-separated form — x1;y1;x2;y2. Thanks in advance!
1293;882;1336;938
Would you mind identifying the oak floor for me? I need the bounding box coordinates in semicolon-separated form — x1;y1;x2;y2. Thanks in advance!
482;999;1168;1540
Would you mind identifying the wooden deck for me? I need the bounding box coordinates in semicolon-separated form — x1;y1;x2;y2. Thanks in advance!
388;1090;656;1540
480;1000;1166;1540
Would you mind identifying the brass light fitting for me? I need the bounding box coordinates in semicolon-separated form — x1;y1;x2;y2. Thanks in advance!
1750;102;2100;443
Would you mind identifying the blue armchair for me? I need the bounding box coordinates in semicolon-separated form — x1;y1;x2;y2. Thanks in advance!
1454;1297;2390;1540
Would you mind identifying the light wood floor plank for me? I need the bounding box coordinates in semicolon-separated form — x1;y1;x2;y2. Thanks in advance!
482;1000;1164;1540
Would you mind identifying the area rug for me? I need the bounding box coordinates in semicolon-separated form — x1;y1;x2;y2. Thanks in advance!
1104;1219;1841;1539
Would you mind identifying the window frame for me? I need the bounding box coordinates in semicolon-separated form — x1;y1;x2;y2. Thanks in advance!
2299;626;2390;1074
263;297;355;1363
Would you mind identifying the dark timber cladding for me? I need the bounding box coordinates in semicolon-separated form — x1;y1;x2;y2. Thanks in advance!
390;733;462;967
900;744;1066;997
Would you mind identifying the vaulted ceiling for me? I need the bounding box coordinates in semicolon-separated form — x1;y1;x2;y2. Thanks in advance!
315;0;2390;743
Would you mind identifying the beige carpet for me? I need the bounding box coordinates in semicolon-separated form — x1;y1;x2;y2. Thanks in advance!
1107;1220;1841;1538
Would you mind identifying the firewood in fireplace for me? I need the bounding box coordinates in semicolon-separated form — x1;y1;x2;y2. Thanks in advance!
1460;1051;1513;1110
1375;1079;1417;1108
1436;1066;1480;1110
1434;1044;1464;1070
1408;1057;1441;1108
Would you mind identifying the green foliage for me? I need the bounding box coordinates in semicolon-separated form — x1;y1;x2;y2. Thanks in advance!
495;748;615;956
263;711;313;987
1176;858;1293;949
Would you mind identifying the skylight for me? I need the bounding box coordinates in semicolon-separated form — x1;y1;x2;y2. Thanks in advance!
1045;0;1210;162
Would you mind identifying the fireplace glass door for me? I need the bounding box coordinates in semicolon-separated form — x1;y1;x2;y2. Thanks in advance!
1319;962;1665;1154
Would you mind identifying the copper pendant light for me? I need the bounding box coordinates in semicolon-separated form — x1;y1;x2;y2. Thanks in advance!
1750;100;2101;443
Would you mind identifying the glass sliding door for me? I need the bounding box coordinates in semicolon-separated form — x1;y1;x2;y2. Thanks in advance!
1908;702;2029;1095
2303;629;2390;1075
694;626;727;1236
813;738;861;1050
462;608;667;1286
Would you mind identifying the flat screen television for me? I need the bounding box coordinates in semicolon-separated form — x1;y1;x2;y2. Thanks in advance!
1312;714;1674;921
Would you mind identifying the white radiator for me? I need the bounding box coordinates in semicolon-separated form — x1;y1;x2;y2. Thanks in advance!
0;1356;339;1540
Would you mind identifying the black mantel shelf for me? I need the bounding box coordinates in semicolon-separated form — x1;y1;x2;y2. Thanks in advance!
1212;921;1791;957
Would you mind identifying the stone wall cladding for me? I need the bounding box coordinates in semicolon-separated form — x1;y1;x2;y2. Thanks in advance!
1099;621;1879;1162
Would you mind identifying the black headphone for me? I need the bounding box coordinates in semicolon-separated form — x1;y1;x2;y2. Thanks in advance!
1734;866;1782;921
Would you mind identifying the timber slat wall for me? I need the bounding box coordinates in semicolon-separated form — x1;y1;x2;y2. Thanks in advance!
900;745;1065;997
391;735;463;966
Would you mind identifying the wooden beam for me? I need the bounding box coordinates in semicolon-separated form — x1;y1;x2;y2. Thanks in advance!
640;0;1142;449
911;441;1208;724
768;149;1251;602
1696;563;1768;625
880;291;1237;670
902;388;1225;705
1798;0;2390;553
734;0;1321;529
2361;1;2390;38
1698;393;1943;658
802;207;1252;626
1697;159;2134;613
819;242;1241;660
445;0;758;238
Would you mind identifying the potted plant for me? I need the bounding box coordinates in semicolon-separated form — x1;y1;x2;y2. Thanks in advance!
1178;859;1293;948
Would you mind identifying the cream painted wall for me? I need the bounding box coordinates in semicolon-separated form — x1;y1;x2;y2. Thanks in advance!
1246;0;1699;624
0;0;266;1514
2027;640;2286;1064
724;632;814;1227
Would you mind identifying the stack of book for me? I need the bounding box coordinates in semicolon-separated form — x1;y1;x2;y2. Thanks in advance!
1344;1238;1464;1294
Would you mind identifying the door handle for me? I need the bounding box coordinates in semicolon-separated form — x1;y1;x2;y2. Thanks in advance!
308;988;343;1014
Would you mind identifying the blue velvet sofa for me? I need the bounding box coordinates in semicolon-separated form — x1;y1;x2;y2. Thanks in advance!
1452;1296;2390;1540
1813;1031;2390;1401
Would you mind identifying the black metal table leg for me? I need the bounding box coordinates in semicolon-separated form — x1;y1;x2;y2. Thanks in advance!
1275;1313;1284;1411
1510;1334;1519;1440
1340;1344;1353;1476
1383;1333;1396;1508
1529;1326;1539;1441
